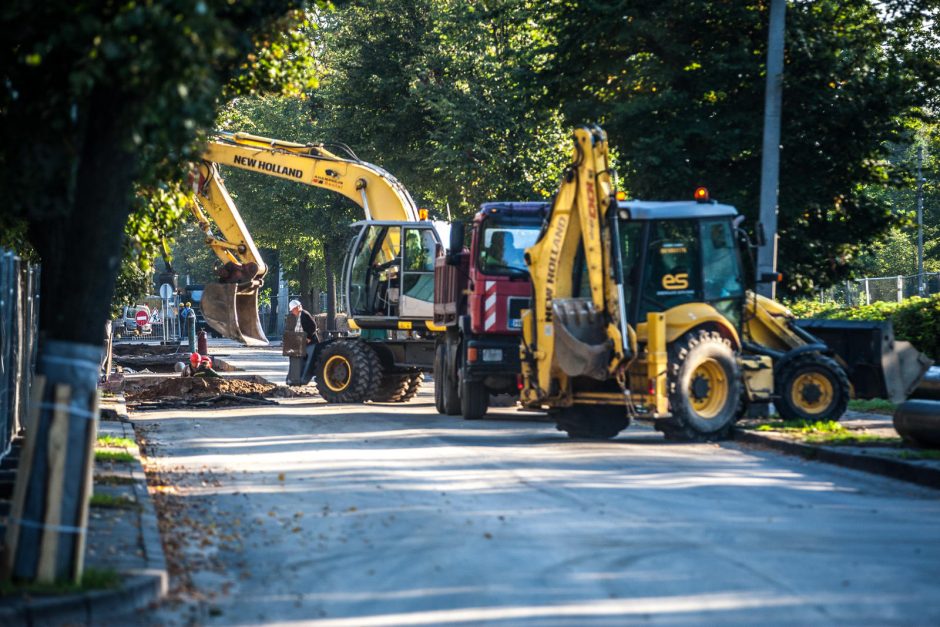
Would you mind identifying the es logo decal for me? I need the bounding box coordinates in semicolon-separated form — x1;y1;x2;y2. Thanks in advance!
662;273;689;290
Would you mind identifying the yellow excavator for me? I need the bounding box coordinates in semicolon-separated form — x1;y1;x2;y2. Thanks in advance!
188;131;449;402
520;126;930;440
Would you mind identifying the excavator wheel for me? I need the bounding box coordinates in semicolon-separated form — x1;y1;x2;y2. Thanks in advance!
658;330;741;442
400;372;423;402
370;373;411;403
314;340;381;404
434;342;460;415
775;352;850;422
553;405;630;440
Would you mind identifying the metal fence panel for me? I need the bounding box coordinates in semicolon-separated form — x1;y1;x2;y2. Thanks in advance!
0;250;40;462
819;272;940;306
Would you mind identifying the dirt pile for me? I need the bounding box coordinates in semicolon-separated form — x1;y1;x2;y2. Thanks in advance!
126;375;279;409
113;343;183;357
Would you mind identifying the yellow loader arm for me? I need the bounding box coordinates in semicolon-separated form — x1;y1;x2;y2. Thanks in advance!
189;131;420;345
521;126;630;403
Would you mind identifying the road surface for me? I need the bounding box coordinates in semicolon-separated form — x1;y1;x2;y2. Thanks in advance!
129;345;940;626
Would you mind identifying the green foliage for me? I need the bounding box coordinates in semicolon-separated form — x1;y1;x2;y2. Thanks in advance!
96;435;136;448
542;0;940;294
754;420;847;434
89;493;139;509
788;294;940;359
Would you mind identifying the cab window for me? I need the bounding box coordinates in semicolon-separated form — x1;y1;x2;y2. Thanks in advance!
640;220;700;314
701;219;743;301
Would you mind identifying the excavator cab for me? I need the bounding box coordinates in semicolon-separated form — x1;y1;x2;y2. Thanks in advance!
343;220;446;329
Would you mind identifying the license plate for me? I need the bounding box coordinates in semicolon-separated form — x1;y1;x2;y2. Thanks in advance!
482;349;502;362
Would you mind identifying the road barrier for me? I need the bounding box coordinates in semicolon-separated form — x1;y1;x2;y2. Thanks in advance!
819;272;940;306
0;250;40;463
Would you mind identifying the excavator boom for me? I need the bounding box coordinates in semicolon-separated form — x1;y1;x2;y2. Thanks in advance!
189;131;421;345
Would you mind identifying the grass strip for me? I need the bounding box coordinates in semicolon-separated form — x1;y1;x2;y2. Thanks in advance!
95;449;136;463
0;568;120;596
97;435;136;449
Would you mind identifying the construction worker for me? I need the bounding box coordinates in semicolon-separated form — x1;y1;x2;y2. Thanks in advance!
179;301;193;339
286;299;318;386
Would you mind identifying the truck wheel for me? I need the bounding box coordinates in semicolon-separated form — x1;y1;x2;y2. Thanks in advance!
400;372;423;402
434;342;460;415
315;340;380;403
553;405;630;440
371;373;411;402
775;353;849;422
460;378;489;420
658;330;741;442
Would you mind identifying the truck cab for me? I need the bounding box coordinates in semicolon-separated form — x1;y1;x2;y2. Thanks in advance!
434;202;548;419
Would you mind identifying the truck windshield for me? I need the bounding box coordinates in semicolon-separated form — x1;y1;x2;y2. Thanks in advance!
478;220;541;276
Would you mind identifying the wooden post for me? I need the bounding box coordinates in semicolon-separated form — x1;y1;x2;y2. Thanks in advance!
36;384;71;583
2;375;46;580
72;390;99;582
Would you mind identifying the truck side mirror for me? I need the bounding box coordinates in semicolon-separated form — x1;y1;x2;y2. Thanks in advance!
447;222;465;266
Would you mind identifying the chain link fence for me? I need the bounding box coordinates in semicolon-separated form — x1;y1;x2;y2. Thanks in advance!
818;272;940;306
0;250;40;463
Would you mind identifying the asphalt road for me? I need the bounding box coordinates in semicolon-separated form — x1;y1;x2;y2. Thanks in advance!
128;370;940;626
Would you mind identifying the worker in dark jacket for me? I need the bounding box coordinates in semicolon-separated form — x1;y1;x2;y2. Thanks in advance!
286;299;319;385
290;299;317;344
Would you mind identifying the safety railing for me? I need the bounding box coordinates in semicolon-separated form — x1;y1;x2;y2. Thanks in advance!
0;250;40;463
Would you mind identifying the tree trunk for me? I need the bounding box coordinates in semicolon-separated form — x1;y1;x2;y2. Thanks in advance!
297;255;312;312
8;89;138;583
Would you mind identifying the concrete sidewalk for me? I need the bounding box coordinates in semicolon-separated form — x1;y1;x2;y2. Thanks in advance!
0;392;167;626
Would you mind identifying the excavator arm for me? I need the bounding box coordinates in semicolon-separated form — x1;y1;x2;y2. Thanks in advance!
189;131;420;345
521;126;631;403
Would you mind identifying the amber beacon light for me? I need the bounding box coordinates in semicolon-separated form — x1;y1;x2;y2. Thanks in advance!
694;187;710;203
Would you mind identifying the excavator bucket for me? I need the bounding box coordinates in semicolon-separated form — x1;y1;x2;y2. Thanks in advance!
552;298;611;381
201;282;269;346
795;319;933;403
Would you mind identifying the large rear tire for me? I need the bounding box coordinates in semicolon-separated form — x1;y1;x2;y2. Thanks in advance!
553;405;630;440
315;340;381;403
658;329;741;442
434;342;460;415
460;378;489;420
775;352;849;422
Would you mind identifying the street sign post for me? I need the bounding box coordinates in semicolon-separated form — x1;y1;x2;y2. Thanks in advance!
159;283;173;343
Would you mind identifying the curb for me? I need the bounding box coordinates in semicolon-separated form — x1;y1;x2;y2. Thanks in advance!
734;428;940;490
0;392;168;626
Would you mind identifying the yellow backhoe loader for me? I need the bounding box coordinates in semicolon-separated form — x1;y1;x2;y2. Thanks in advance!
521;126;931;440
187;131;449;402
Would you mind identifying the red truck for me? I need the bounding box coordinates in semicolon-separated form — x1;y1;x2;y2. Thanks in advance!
433;202;549;419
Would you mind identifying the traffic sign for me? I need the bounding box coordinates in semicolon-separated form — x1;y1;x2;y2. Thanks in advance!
135;310;149;327
159;283;173;299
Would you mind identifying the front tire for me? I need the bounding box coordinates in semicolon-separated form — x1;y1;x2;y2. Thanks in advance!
315;340;381;403
658;329;741;442
775;353;849;422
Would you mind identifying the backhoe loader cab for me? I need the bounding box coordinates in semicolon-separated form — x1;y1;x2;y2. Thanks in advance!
612;200;746;330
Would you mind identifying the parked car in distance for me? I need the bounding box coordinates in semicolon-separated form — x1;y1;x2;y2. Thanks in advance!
117;304;152;336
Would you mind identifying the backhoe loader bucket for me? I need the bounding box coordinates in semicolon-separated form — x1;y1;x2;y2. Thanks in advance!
201;282;268;346
552;298;611;381
795;319;933;403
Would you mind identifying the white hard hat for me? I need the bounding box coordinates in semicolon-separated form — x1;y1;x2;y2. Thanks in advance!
288;299;302;311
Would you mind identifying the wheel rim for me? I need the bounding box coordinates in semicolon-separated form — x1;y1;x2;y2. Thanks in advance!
790;371;833;415
323;355;352;392
688;358;728;419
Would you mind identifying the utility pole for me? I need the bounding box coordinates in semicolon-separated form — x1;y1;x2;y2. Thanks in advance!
757;0;786;299
917;145;925;295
